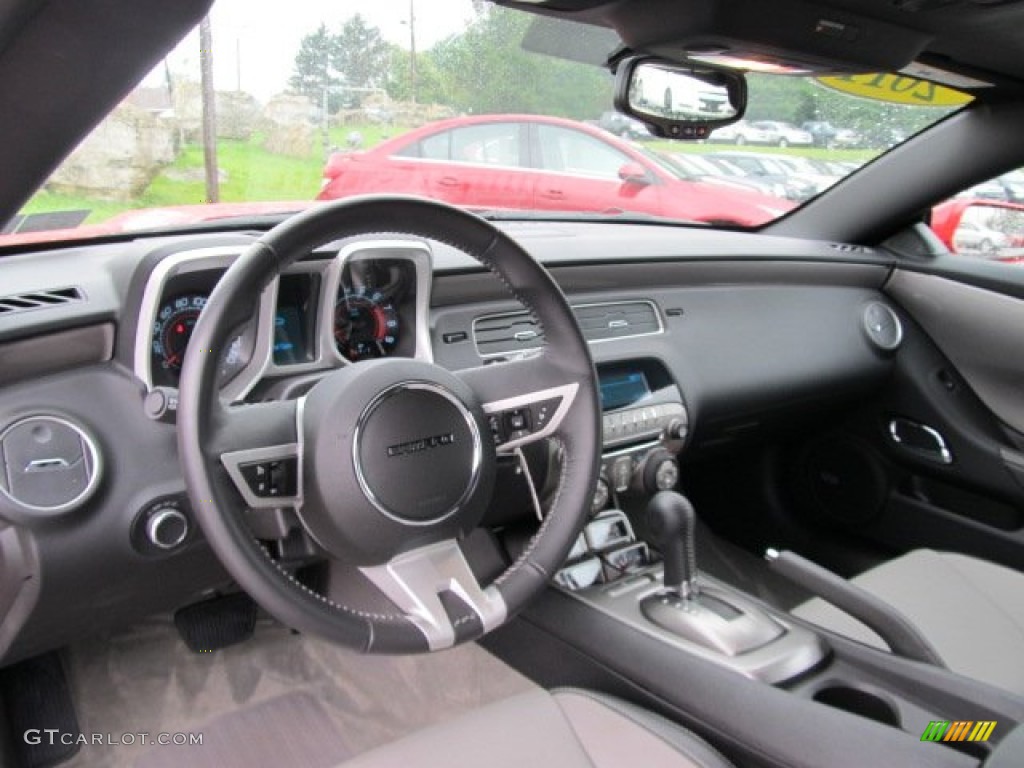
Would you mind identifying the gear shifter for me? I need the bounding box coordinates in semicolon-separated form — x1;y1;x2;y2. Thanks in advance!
641;490;785;657
646;491;699;599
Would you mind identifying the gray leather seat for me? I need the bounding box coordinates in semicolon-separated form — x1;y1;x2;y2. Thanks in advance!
792;549;1024;695
339;688;735;768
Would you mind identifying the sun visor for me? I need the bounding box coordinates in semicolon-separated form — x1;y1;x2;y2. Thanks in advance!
522;16;624;67
605;0;933;74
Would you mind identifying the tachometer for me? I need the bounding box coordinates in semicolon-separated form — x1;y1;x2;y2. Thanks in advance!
152;294;207;372
334;290;399;361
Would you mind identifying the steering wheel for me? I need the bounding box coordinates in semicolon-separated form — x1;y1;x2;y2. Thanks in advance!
177;196;601;653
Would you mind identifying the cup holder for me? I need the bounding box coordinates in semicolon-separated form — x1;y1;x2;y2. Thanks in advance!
813;686;901;728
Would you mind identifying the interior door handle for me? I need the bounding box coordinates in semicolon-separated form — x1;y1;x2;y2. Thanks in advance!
888;418;953;464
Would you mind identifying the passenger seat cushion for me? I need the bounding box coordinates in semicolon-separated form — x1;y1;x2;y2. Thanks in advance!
792;549;1024;695
338;688;733;768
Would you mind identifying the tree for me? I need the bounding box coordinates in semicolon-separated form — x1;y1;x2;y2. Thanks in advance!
291;17;390;111
430;7;612;119
289;24;344;111
332;14;389;101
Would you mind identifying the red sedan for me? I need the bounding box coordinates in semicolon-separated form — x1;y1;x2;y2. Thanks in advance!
317;114;792;227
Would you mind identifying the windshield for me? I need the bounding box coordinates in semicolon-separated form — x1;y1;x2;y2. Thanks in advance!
2;0;966;244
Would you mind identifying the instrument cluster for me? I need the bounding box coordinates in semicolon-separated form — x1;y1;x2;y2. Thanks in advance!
143;248;422;396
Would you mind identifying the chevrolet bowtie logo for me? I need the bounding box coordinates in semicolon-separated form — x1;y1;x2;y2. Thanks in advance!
386;432;456;458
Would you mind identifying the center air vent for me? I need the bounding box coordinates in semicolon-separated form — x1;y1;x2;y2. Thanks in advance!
472;312;545;358
573;301;662;342
472;301;663;358
0;287;83;316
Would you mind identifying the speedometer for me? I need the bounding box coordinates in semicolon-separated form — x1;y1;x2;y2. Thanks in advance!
152;294;207;372
150;293;254;387
334;290;399;361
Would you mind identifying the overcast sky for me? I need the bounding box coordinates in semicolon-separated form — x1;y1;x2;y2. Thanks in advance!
146;0;478;101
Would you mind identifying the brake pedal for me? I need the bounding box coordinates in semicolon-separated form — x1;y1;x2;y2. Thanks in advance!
173;593;257;653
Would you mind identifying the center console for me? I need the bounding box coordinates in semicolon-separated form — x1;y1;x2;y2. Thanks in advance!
491;357;1024;768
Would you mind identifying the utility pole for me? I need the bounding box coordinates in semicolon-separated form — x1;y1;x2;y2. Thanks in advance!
409;0;417;103
199;16;219;203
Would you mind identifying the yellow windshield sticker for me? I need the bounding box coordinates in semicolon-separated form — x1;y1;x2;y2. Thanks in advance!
816;74;972;107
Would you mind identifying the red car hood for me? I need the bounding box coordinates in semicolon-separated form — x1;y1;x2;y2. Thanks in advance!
0;201;315;247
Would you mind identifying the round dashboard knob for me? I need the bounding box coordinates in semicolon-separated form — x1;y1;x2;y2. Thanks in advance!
653;458;680;491
146;506;189;550
640;450;680;494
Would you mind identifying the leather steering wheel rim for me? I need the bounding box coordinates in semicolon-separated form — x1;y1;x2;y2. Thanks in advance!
177;195;601;653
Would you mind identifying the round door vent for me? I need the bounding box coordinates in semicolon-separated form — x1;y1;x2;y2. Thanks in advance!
0;415;101;517
862;302;903;352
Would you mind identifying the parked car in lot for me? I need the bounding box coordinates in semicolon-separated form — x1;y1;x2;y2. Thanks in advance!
800;121;861;148
953;219;1008;254
708;119;813;147
318;114;790;226
706;119;772;145
765;154;844;194
705;151;820;200
958;170;1024;204
659;152;791;199
595;110;652;139
747;120;814;147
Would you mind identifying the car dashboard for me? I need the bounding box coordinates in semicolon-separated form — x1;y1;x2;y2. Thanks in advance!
0;219;900;664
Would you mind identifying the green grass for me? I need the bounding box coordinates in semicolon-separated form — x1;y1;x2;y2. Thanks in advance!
143;138;323;206
19;124;399;225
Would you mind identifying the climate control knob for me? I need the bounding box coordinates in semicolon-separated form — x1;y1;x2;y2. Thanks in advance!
640;450;680;494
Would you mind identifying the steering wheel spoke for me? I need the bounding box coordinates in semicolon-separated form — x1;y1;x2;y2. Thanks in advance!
359;539;507;651
457;355;582;452
215;398;302;510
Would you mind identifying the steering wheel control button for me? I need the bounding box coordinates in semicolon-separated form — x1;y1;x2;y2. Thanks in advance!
487;396;565;448
240;458;298;498
0;415;101;517
355;383;482;524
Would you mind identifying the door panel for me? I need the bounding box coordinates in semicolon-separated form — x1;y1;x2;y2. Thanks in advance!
813;263;1024;571
887;270;1024;433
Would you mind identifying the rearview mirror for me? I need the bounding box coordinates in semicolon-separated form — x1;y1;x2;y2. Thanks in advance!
614;57;747;140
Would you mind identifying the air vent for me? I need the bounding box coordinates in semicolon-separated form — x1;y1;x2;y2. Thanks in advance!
828;243;870;254
473;301;663;358
472;311;544;358
574;301;662;342
0;287;83;316
862;302;903;351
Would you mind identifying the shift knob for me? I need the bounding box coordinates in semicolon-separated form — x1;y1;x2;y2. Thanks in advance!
646;491;698;597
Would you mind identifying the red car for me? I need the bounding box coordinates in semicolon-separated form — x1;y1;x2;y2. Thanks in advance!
318;114;792;227
931;197;1024;261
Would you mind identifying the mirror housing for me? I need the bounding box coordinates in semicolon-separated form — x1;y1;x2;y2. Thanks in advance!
618;162;650;185
614;56;747;140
